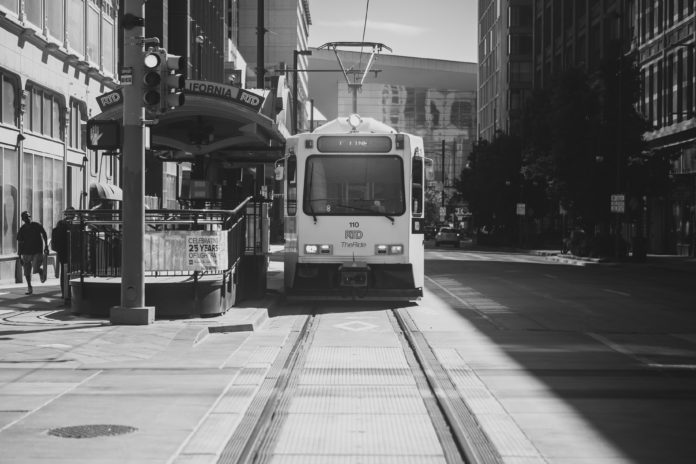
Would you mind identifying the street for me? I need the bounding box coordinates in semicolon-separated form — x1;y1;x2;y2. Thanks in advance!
423;246;696;463
1;248;695;463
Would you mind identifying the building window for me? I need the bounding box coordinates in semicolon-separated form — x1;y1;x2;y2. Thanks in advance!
509;5;532;28
510;34;533;55
87;0;99;63
510;62;532;84
1;72;18;127
69;99;86;150
22;152;63;238
89;149;98;176
102;4;115;74
0;0;19;15
68;0;85;55
1;146;20;255
24;0;42;30
46;0;65;43
26;85;64;140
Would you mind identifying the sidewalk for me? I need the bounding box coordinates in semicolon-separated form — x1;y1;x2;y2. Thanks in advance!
0;260;286;464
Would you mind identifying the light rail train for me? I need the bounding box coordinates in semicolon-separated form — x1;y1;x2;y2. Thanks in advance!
281;114;427;299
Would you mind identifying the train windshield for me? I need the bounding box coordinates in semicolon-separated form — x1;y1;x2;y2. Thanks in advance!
303;155;405;216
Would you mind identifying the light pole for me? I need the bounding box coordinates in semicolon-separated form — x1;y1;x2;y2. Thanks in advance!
441;139;446;208
195;35;205;80
293;50;312;134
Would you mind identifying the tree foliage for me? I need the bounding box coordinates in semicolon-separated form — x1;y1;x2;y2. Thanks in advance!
458;51;659;238
455;133;522;237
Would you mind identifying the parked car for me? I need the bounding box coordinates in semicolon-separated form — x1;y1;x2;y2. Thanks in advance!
435;227;460;247
424;225;437;240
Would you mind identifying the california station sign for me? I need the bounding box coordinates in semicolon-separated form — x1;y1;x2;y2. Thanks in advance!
185;80;264;111
95;80;265;112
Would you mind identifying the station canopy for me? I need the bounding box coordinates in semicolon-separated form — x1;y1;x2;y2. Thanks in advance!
92;79;286;163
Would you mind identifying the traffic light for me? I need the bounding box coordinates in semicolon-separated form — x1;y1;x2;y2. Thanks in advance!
160;51;185;113
142;49;162;114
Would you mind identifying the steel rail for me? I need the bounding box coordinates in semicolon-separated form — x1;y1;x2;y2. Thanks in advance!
218;313;317;464
392;308;504;464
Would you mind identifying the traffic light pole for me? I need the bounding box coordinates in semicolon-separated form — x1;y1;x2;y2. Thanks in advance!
110;0;154;325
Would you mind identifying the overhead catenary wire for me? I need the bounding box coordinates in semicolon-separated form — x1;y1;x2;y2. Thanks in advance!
357;0;370;84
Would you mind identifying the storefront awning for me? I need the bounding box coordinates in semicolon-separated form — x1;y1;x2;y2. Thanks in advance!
90;182;123;201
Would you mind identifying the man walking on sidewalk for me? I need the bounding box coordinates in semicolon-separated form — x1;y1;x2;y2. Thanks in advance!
17;211;49;295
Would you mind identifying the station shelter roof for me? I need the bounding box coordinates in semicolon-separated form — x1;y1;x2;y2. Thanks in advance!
92;80;286;163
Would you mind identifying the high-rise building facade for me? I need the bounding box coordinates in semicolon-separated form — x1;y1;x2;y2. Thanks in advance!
532;0;635;87
478;0;533;141
636;1;695;255
236;0;311;131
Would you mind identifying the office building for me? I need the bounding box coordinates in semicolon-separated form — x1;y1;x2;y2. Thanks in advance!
636;1;695;255
0;0;119;282
478;0;533;140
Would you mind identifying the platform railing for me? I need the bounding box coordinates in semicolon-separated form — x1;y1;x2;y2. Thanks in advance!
65;197;266;280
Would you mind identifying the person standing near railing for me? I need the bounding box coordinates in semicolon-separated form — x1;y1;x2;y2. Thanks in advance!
17;211;49;295
51;207;74;301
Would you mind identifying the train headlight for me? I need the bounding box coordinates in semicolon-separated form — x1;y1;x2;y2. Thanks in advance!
304;244;333;255
375;244;404;255
389;245;404;255
347;113;362;130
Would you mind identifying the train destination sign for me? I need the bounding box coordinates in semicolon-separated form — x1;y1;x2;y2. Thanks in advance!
317;136;392;153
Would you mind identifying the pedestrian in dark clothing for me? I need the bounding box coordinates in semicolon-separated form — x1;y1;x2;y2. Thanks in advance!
51;207;74;299
17;211;49;295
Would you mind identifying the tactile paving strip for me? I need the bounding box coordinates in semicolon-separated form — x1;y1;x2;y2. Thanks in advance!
304;346;410;369
272;413;444;456
298;367;417;386
287;385;429;415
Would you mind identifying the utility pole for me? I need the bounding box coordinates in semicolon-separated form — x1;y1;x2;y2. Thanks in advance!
293;49;312;134
111;0;154;325
256;0;265;89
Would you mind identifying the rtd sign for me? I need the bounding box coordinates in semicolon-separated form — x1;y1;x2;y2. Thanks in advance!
96;89;124;112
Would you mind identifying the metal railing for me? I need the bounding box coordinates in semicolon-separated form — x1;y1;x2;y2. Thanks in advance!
66;197;267;280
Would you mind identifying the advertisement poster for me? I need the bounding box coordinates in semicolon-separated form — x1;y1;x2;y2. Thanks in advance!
145;230;228;272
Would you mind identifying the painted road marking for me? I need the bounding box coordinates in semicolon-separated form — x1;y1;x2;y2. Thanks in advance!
602;288;631;297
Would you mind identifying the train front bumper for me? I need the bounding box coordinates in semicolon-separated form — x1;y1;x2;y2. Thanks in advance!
287;262;422;300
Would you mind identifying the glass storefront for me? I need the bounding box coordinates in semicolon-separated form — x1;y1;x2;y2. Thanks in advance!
0;148;63;256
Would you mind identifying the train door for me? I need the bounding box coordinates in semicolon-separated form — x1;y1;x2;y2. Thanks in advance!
410;146;426;287
284;151;298;288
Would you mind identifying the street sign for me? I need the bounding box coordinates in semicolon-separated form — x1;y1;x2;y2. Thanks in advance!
95;89;123;112
86;120;121;150
120;67;133;85
610;194;625;213
516;203;526;216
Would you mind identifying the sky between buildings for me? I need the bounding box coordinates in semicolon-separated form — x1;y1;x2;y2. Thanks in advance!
308;0;478;63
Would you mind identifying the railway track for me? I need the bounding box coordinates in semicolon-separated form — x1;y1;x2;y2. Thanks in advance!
216;303;503;464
